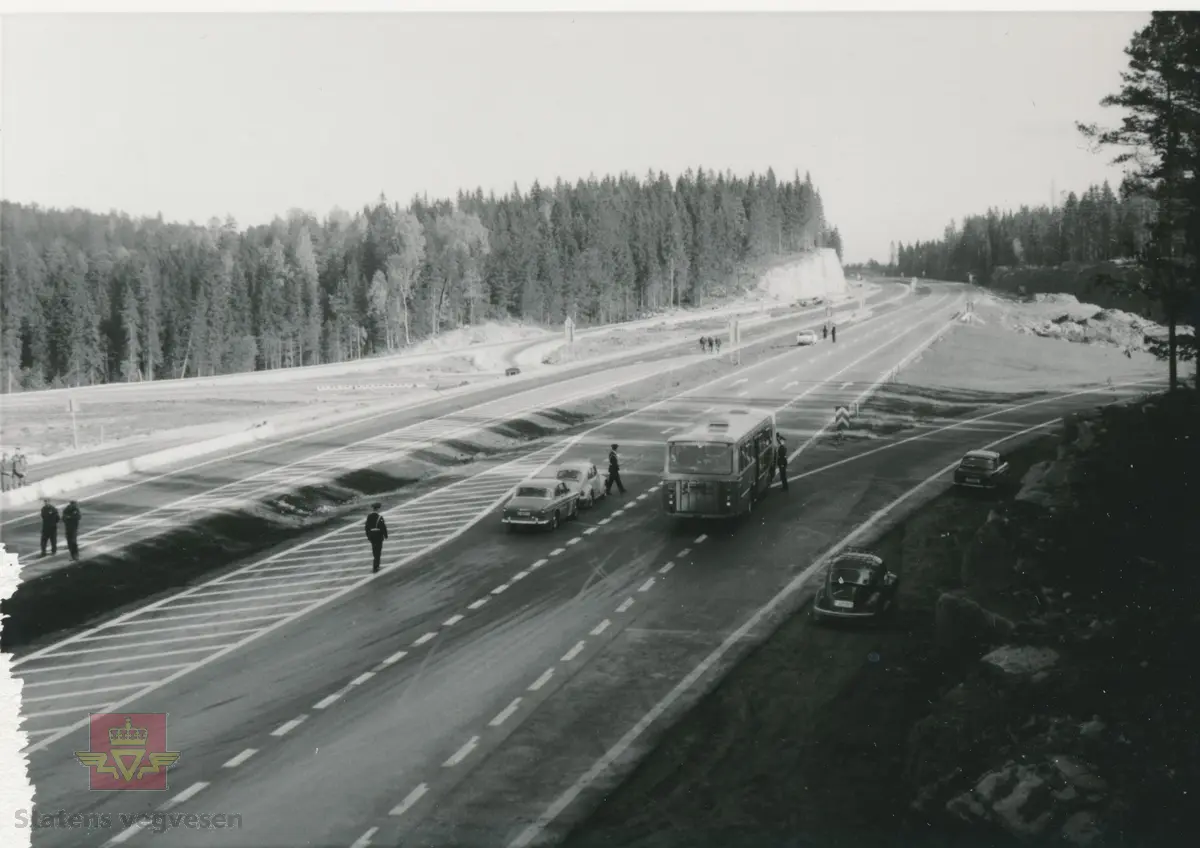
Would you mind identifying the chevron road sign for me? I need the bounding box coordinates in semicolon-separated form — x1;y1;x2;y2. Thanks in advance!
834;405;851;430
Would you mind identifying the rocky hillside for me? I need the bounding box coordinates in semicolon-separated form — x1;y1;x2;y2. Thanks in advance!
906;389;1200;847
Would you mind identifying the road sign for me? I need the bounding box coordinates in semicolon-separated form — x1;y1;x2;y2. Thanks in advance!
564;316;575;343
834;405;851;430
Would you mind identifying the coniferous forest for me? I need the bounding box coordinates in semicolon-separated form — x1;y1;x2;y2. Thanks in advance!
0;169;840;393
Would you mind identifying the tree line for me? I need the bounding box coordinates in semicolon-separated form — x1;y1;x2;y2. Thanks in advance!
0;169;839;392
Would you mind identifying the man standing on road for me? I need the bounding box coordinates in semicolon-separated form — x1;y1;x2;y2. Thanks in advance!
1;452;10;492
12;450;26;488
40;499;60;557
714;337;721;354
63;500;82;561
606;444;626;495
365;502;388;573
831;324;837;343
776;434;789;492
823;324;828;340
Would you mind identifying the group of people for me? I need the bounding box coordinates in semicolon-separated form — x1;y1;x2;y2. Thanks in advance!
363;443;630;573
40;498;83;560
698;336;723;354
1;449;30;491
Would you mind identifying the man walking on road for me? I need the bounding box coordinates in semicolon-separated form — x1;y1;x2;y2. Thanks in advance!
63;500;82;561
831;324;837;343
365;502;388;573
776;434;789;491
13;449;27;488
606;444;626;495
40;499;60;557
1;453;10;492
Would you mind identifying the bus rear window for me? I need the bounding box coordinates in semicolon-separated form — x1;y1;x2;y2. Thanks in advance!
669;442;733;474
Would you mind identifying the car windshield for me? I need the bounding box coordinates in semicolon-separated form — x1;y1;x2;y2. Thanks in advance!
515;486;549;499
556;469;581;480
669;442;733;474
830;566;874;586
960;455;997;470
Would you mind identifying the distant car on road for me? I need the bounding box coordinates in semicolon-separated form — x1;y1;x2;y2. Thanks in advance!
811;549;899;624
501;480;579;531
549;460;607;507
505;366;521;377
953;449;1009;490
796;330;818;346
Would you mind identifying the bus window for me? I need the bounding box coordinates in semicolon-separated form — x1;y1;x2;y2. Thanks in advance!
739;442;753;471
669;442;734;474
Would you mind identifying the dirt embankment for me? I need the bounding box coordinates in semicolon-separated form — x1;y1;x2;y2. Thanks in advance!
563;389;1199;848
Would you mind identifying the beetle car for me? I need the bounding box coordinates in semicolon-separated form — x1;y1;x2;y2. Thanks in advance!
796;329;818;346
811;549;899;623
505;366;521;377
953;449;1009;490
501;479;579;531
549;460;607;507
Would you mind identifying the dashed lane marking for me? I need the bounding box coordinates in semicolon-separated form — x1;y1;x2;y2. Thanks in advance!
350;827;378;848
565;538;581;546
694;534;708;544
550;547;567;556
468;599;489;610
389;784;428;817
658;562;675;575
677;548;691;557
379;650;408;668
314;690;348;710
489;698;523;727
510;571;529;582
582;528;597;535
598;518;612;525
784;380;798;389
616;598;634;613
530;558;549;570
270;716;306;737
222;748;257;769
529;669;555;691
590;619;611;636
350;672;375;686
561;641;586;662
638;578;656;592
412;632;438;646
443;615;464;627
443;736;480;767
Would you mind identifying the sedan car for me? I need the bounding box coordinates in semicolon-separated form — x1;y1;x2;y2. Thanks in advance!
501;480;579;531
549;460;607;507
505;366;521;377
953;449;1009;490
796;330;818;346
811;549;899;624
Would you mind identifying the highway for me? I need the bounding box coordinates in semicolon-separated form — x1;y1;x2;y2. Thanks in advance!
13;281;1150;848
0;286;891;578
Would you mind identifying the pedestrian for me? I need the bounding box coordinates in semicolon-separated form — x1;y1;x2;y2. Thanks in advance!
776;434;789;491
699;336;707;354
365;502;388;573
63;500;82;560
715;337;722;354
13;449;27;488
706;337;714;353
1;453;10;492
823;323;828;340
605;443;626;495
831;325;837;343
40;499;60;557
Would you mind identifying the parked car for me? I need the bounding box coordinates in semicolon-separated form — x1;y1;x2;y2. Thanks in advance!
501;480;579;531
548;460;607;507
811;548;899;624
505;366;521;377
953;449;1009;490
796;330;818;346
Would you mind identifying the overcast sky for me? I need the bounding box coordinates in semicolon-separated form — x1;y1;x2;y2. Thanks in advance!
2;11;1147;264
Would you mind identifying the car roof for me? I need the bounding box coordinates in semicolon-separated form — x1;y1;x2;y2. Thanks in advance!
831;551;883;567
962;449;1000;460
556;460;593;470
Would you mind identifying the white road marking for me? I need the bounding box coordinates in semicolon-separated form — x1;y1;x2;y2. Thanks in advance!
660;427;674;434
737;389;749;396
530;558;549;569
529;668;554;691
468;599;488;610
784;380;798;389
222;748;257;769
161;781;209;811
677;548;691;557
510;572;529;582
443;736;480;767
489;698;523;727
102;825;140;846
350;827;378;848
550;547;567;556
350;672;375;686
491;584;510;595
314;690;347;710
840;381;852;389
635;493;648;501
659;562;675;575
732;378;747;385
380;650;408;667
590;619;611;636
694;534;708;544
561;641;586;662
271;716;307;737
612;510;625;518
582;527;597;535
566;538;581;546
638;578;656;592
389;784;428;817
443;614;465;627
412;632;438;646
505;412;1089;848
598;518;612;525
616;598;634;613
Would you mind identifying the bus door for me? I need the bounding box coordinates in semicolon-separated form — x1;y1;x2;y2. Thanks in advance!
753;429;773;497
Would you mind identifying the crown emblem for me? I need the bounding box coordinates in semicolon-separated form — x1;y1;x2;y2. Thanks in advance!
108;717;149;746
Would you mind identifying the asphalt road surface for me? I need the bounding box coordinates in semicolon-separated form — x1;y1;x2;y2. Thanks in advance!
0;287;897;578
13;283;1138;848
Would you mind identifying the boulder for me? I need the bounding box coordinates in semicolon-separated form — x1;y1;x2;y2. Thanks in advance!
935;591;1017;654
1016;459;1074;512
981;645;1060;677
1062;809;1103;846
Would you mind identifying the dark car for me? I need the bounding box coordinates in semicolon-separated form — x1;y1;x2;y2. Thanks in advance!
811;549;899;624
505;366;521;377
953;449;1009;490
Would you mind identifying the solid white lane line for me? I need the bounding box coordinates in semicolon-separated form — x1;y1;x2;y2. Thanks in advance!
389;784;428;817
659;562;675;575
350;827;378;848
23;683;146;704
590;619;611;636
412;632;437;646
489;698;523;727
561;641;586;662
271;716;307;737
222;749;257;769
443;736;480;767
616;598;634;613
638;578;656;592
529;668;554;691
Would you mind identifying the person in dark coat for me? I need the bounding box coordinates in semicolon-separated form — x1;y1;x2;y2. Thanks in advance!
823;323;828;340
63;500;82;561
13;450;28;487
831;324;837;343
1;453;10;492
40;499;60;556
365;503;389;573
605;444;626;495
776;434;789;491
699;336;708;353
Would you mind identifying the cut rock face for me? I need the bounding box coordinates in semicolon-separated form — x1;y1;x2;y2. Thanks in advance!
981;644;1060;676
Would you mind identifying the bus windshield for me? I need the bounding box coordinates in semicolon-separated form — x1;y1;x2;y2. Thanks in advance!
669;442;733;475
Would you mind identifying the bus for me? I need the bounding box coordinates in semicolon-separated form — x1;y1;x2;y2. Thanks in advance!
662;408;777;519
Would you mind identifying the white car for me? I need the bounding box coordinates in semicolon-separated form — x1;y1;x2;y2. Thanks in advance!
796;330;818;346
548;460;608;507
